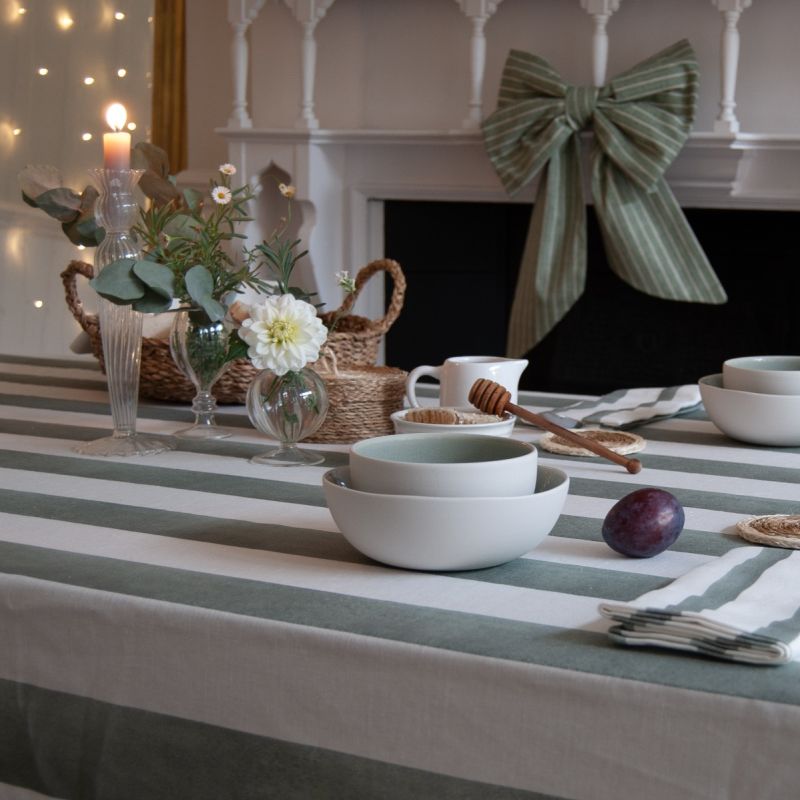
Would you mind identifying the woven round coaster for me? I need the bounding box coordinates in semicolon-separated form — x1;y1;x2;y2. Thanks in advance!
736;515;800;549
539;428;646;457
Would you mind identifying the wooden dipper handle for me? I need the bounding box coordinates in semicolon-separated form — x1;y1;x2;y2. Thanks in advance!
469;379;643;475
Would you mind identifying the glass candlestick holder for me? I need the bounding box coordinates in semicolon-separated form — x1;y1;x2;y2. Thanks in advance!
74;168;174;457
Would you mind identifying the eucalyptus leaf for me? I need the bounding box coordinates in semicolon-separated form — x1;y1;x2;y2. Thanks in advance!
131;142;170;178
32;187;82;222
62;217;102;248
133;143;181;207
132;260;175;299
62;186;103;246
196;295;226;321
17;164;63;199
138;170;182;207
182;188;202;211
185;265;226;321
89;258;146;302
133;288;174;314
164;213;199;240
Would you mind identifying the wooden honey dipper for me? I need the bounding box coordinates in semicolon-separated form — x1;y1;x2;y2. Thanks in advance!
469;379;643;474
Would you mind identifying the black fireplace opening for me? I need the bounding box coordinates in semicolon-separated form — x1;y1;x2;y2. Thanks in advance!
383;200;800;395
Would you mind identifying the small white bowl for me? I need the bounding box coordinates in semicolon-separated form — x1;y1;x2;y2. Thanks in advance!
723;356;800;396
391;407;515;437
323;465;569;571
699;373;800;446
349;433;537;498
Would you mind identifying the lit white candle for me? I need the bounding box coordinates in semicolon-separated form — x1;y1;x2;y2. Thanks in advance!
103;103;130;170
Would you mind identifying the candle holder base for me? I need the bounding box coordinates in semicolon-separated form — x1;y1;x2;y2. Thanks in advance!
74;432;175;458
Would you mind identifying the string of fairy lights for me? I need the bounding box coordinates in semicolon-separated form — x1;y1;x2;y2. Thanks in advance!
5;3;151;144
2;2;153;317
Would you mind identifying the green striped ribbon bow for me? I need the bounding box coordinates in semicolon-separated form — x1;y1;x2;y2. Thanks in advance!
482;40;727;357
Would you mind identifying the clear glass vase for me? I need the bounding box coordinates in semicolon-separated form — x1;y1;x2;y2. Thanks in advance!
246;367;329;466
169;308;233;440
75;168;174;457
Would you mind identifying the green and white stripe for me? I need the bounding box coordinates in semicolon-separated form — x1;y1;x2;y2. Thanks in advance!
2;358;800;799
481;40;727;357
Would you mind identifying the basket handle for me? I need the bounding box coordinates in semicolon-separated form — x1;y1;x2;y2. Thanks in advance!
61;260;100;336
332;258;406;335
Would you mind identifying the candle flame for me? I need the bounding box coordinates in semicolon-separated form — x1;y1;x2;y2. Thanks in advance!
105;102;127;131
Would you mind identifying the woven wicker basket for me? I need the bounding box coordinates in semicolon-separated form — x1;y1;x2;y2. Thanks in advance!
306;358;408;444
62;258;406;405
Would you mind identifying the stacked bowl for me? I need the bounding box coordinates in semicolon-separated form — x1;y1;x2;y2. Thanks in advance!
323;433;569;571
699;356;800;446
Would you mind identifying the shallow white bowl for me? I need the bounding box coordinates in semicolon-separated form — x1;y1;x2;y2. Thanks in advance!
391;407;515;437
699;373;800;446
323;465;569;571
349;433;537;498
723;355;800;395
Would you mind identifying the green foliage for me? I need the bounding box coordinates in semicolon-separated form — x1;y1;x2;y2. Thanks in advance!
128;169;271;317
245;195;318;307
185;265;227;322
90;259;146;302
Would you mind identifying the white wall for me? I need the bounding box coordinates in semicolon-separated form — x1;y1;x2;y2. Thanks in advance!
0;0;152;358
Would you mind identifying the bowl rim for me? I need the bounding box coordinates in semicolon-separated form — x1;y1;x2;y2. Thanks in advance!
390;407;514;429
323;464;567;502
722;355;800;373
349;431;535;468
700;373;800;400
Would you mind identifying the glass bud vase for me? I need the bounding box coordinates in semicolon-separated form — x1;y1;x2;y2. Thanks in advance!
75;168;174;457
169;308;233;440
246;367;329;466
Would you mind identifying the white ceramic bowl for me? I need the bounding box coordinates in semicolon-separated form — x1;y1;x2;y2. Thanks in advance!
699;373;800;446
349;433;537;498
723;356;800;395
391;407;515;437
323;465;569;571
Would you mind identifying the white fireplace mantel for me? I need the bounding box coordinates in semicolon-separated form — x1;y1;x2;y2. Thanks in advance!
219;125;800;325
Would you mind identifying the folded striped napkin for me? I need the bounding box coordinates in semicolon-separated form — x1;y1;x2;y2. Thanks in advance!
599;547;800;665
543;385;701;429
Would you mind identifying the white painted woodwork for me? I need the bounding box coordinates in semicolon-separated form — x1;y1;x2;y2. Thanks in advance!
712;0;753;136
227;0;268;128
580;0;621;87
455;0;502;129
283;0;336;130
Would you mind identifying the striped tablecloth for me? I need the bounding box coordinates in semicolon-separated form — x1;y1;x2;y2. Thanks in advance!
1;355;799;800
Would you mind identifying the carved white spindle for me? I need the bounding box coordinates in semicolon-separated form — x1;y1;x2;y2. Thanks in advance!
284;0;336;130
580;0;621;87
711;0;752;136
227;0;267;128
455;0;502;129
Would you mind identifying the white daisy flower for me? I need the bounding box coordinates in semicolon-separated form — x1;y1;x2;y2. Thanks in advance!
239;293;328;375
219;163;237;176
278;183;296;199
211;185;232;205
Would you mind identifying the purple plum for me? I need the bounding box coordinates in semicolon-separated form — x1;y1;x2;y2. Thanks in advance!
602;488;685;558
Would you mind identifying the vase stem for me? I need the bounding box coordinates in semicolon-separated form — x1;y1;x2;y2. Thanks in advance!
101;300;142;437
191;389;220;430
169;308;233;440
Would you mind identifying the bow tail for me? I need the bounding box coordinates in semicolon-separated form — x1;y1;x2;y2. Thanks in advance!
592;160;728;306
506;139;587;357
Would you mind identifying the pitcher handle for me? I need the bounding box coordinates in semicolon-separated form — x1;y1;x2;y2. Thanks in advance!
405;365;441;408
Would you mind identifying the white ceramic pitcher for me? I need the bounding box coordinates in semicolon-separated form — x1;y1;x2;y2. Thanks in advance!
406;355;528;408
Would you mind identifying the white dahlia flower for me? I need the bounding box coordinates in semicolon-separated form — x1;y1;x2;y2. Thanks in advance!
239;294;327;375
